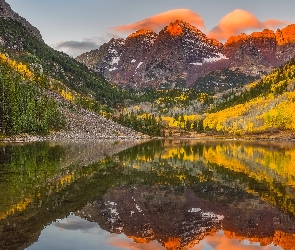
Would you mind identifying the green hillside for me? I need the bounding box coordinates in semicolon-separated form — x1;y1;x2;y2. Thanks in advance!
2;13;295;138
0;17;130;108
202;58;295;135
0;54;64;135
0;17;165;137
192;68;259;93
121;57;295;137
0;16;129;137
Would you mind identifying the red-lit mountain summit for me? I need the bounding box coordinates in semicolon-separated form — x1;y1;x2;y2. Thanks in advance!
77;20;295;90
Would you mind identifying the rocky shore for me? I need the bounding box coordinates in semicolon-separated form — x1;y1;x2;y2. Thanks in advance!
2;98;295;143
0;97;148;143
165;130;295;142
44;104;147;141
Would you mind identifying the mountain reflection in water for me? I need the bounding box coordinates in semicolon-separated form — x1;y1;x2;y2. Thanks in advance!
1;140;295;250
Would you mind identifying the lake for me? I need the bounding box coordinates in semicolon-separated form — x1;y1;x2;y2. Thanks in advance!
1;139;295;250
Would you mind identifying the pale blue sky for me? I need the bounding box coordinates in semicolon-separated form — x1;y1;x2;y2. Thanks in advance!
6;0;295;56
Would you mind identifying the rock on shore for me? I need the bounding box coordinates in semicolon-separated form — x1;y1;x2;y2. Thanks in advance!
44;104;146;141
1;95;147;142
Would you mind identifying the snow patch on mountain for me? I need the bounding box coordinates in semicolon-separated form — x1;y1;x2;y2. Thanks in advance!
188;208;201;213
190;62;203;66
201;212;224;222
110;56;120;65
204;53;229;63
105;201;121;224
136;62;143;69
109;67;118;72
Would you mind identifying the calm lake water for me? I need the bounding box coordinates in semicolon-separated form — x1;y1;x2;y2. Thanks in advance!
1;139;295;250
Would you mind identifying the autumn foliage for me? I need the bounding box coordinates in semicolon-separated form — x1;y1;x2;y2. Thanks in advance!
202;57;295;135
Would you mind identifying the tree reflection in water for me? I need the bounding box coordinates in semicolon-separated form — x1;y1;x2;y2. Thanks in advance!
1;140;295;250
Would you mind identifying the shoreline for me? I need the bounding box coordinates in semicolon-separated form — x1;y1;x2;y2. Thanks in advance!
0;134;149;143
162;129;295;142
2;130;295;143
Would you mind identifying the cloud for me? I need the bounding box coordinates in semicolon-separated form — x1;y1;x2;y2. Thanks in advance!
191;231;277;250
107;236;164;250
53;39;99;57
113;9;205;34
54;216;98;231
55;40;99;50
53;33;122;57
54;9;289;56
208;9;289;41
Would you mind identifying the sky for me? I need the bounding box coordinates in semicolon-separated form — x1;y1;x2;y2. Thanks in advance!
29;214;282;250
5;0;295;57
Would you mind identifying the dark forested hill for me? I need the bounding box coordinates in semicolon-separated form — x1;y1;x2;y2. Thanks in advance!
0;17;130;108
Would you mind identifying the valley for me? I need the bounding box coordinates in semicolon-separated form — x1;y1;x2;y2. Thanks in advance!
2;1;295;249
1;0;295;141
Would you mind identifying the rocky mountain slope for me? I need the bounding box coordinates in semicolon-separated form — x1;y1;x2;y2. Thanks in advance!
223;25;295;74
78;185;295;250
44;94;144;141
0;0;144;140
0;0;42;41
77;20;226;89
77;21;295;92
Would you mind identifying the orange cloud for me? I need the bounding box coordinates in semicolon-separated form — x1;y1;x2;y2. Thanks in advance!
208;9;289;41
113;9;205;33
191;231;280;250
107;236;164;250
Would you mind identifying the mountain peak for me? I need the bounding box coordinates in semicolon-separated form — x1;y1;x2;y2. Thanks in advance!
224;33;249;46
171;19;194;28
224;29;276;47
165;20;185;36
251;29;275;38
0;0;43;41
224;24;295;47
162;19;212;44
276;24;295;45
127;29;157;39
77;20;295;90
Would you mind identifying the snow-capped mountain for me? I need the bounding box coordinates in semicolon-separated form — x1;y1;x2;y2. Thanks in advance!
76;20;227;89
223;25;295;76
76;184;295;250
76;21;295;90
132;20;225;88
